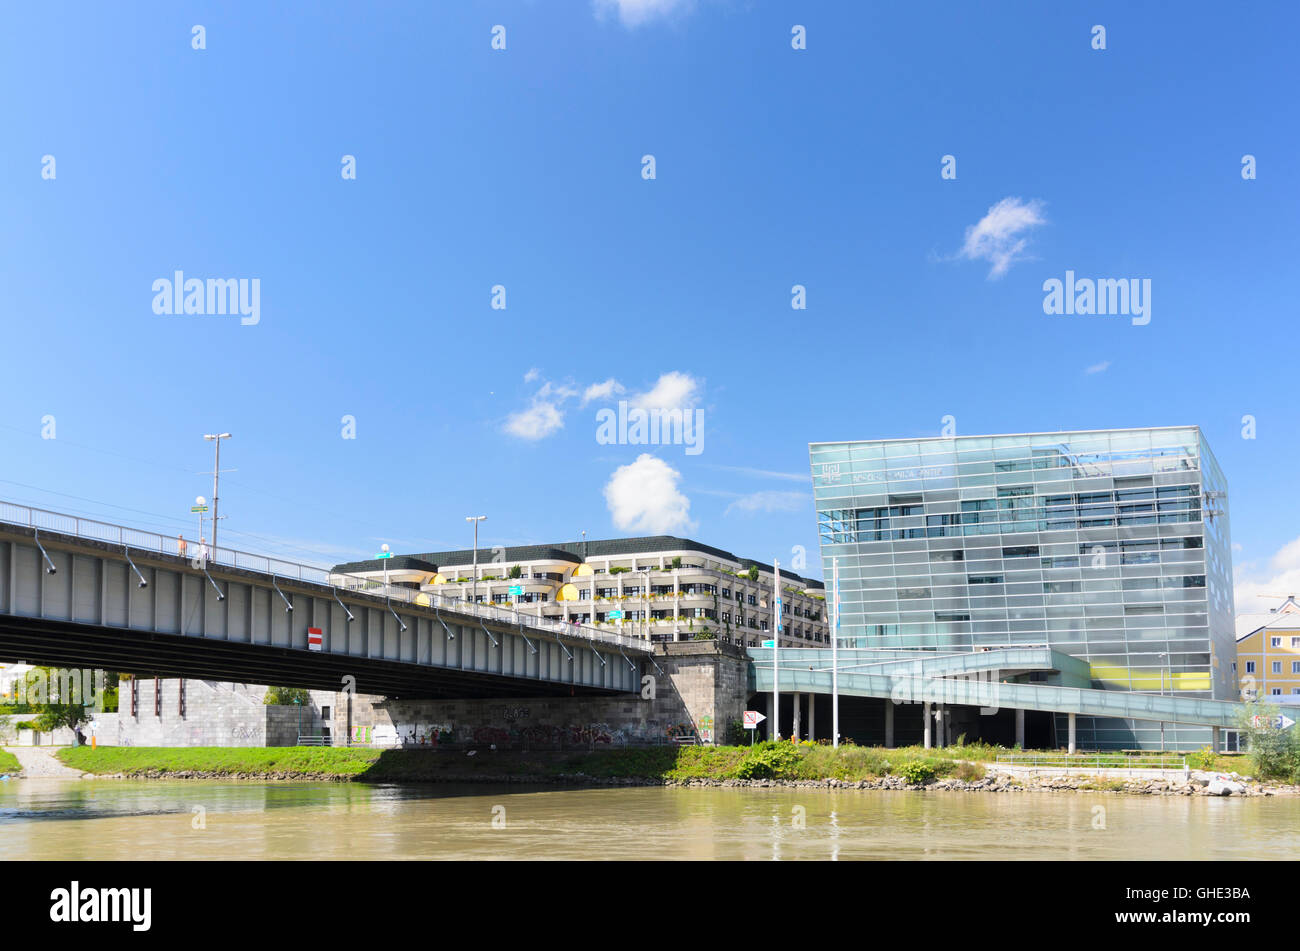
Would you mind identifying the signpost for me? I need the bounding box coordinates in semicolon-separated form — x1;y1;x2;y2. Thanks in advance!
374;546;394;588
608;610;624;621
508;585;523;596
761;639;775;648
743;710;766;746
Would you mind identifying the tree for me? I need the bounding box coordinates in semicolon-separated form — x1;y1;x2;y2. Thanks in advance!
745;565;759;582
263;686;311;706
24;667;93;733
1235;701;1300;781
508;564;522;579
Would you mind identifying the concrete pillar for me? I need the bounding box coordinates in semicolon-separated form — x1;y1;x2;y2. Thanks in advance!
1212;726;1221;753
923;702;932;749
792;692;802;740
1067;712;1077;754
809;694;815;742
1015;708;1025;748
937;703;946;748
884;701;894;748
767;692;774;741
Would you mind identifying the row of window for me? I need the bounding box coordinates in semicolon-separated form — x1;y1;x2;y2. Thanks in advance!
1240;660;1300;674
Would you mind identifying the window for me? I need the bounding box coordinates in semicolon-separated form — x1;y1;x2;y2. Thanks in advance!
1293;661;1300;674
748;595;756;606
1246;661;1256;673
1272;637;1281;648
321;706;331;720
722;587;731;598
1273;662;1282;674
1272;688;1283;696
1292;637;1300;648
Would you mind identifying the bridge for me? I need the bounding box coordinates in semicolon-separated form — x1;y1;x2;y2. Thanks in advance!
0;501;648;699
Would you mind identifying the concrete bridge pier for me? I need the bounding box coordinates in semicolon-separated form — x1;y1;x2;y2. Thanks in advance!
792;692;801;740
1015;708;1025;748
767;693;774;740
1067;712;1077;754
808;693;815;741
1212;725;1221;753
923;702;932;748
884;701;894;748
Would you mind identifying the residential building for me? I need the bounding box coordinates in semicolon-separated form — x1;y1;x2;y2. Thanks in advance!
1234;596;1300;702
333;536;827;647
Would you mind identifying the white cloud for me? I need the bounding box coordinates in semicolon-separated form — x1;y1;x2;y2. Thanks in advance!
724;490;810;517
1085;360;1111;375
504;400;565;441
604;454;696;535
593;0;694;27
633;371;701;411
582;378;625;406
523;368;541;383
1235;536;1300;610
958;197;1047;279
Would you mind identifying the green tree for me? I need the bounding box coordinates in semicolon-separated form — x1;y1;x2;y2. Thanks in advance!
745;565;759;582
263;686;311;706
24;667;94;733
1235;701;1300;781
508;564;522;579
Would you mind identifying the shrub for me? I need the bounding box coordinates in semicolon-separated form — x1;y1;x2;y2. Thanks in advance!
1187;746;1217;770
734;741;803;779
895;759;939;785
952;760;985;782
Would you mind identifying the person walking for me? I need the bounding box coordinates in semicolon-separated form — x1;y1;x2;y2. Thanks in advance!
198;536;209;565
177;534;187;559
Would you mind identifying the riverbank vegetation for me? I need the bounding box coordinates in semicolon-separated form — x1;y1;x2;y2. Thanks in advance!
0;750;20;774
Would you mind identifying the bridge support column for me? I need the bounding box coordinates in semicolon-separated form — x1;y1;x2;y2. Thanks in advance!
937;704;946;748
1015;708;1025;749
884;701;894;748
1067;712;1077;754
1212;726;1221;753
792;692;801;741
808;694;815;742
923;702;932;749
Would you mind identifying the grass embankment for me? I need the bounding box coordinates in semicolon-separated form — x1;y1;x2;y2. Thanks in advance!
57;742;997;785
58;745;384;778
0;749;21;774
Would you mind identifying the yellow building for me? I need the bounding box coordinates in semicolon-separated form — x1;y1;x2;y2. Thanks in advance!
1234;596;1300;701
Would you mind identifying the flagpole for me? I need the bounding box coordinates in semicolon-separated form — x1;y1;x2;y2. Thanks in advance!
773;559;780;742
832;557;840;749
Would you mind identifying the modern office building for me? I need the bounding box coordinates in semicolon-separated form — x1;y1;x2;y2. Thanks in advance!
809;426;1235;750
333;537;827;648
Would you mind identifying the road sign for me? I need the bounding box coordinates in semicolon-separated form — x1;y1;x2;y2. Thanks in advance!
761;639;775;648
1253;714;1296;729
743;710;766;729
307;627;323;652
190;505;208;513
373;551;395;559
508;585;523;595
607;610;624;620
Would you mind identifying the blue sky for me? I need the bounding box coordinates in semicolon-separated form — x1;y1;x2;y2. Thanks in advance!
1;1;1297;604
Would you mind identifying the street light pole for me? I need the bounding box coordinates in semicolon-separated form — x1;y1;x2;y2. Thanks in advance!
203;433;232;554
466;516;487;603
773;559;781;741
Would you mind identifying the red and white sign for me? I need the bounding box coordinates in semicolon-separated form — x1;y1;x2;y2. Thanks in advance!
308;627;323;652
743;710;766;729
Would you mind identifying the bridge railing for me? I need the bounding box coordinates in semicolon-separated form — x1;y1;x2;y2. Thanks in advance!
0;498;650;654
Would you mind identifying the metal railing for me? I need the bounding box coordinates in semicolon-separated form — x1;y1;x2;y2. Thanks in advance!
995;753;1188;770
0;498;651;654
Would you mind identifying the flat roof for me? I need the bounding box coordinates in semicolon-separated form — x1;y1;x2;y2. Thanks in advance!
809;425;1202;447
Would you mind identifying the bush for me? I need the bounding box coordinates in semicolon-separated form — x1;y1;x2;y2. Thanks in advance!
734;741;803;779
894;759;939;785
1187;746;1217;770
952;760;985;782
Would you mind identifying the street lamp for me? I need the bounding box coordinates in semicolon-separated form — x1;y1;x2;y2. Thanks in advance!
294;695;303;744
466;516;487;603
202;433;232;553
381;544;390;588
195;496;206;546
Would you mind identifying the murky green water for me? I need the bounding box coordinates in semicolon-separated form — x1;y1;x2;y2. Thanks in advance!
2;778;1296;860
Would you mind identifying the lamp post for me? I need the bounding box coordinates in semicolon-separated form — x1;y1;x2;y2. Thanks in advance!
294;695;303;744
466;516;487;603
194;496;206;545
202;433;232;554
381;544;390;588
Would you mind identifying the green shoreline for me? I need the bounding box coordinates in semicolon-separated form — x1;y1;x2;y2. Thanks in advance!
47;743;1269;793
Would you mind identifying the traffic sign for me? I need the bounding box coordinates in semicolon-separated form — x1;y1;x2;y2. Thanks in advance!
508;585;523;596
607;610;624;620
761;639;775;648
307;627;323;652
190;505;208;513
373;551;395;559
1253;714;1296;730
743;710;766;729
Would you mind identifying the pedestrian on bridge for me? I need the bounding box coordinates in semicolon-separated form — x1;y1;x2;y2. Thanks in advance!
198;537;209;565
177;535;187;559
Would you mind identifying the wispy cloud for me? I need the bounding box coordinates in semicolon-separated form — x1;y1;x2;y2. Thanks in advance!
705;463;810;483
1085;360;1111;375
957;197;1047;279
581;378;625;406
724;490;810;517
632;370;702;410
1235;536;1300;610
593;0;695;28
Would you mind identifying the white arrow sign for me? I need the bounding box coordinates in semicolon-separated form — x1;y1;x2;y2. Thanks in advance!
743;710;766;728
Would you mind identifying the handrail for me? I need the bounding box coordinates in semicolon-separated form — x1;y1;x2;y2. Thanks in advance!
0;498;651;654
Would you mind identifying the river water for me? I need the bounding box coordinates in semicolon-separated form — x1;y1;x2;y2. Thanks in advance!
2;778;1296;860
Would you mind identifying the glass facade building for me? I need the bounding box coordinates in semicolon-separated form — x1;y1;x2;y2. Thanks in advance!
810;427;1235;750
